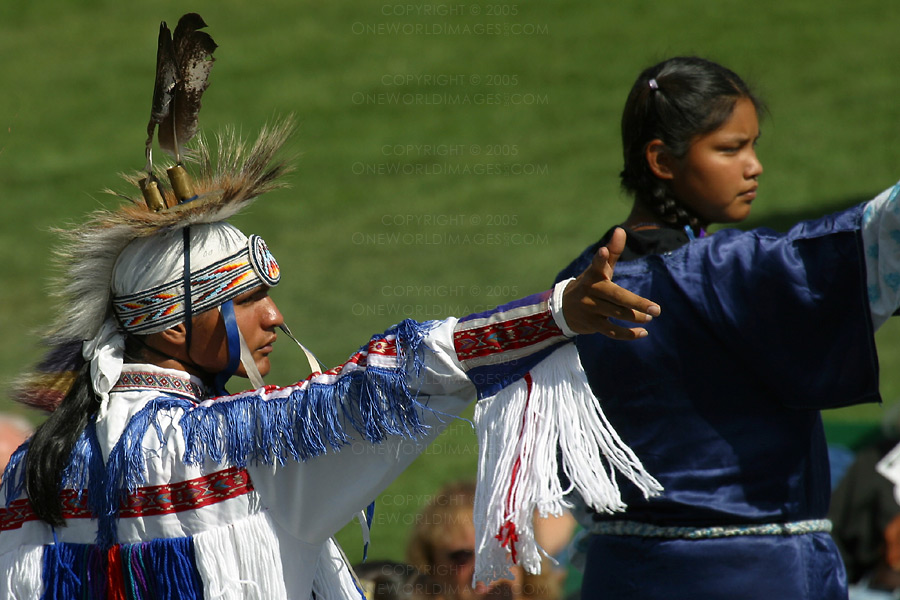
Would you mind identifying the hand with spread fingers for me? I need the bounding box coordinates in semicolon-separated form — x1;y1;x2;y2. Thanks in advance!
562;227;660;338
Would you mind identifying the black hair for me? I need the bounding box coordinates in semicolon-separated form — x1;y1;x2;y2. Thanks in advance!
619;56;765;231
24;360;100;527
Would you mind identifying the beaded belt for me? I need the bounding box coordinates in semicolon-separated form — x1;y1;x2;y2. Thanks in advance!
587;518;832;539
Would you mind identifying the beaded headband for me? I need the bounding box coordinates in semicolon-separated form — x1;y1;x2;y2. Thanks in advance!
114;235;280;334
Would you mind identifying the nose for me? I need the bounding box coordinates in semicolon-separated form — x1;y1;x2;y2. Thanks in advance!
261;296;284;329
746;148;763;179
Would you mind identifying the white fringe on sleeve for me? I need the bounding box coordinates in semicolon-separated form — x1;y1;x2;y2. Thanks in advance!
472;343;661;584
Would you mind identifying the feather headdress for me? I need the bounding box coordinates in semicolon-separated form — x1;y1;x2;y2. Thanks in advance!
148;14;216;165
142;13;217;208
56;120;294;344
14;14;295;411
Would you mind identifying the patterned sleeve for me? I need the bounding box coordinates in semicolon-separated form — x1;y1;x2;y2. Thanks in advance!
452;288;572;399
861;182;900;329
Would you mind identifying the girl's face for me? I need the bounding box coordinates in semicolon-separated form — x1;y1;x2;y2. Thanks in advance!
668;97;763;225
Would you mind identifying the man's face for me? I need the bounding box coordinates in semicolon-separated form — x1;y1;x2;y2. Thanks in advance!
431;523;478;600
430;522;520;600
189;285;284;378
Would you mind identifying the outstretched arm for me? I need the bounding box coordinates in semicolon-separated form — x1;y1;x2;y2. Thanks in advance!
247;230;660;542
562;227;661;338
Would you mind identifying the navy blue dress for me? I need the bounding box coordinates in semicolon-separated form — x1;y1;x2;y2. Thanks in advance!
556;205;880;599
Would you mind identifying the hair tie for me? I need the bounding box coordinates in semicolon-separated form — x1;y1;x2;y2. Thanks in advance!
648;78;659;90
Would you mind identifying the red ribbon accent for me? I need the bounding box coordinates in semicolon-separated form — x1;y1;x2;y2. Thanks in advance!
106;545;126;600
494;372;534;565
495;521;520;564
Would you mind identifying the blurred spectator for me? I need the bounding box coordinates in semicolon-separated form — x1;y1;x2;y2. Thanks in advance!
354;560;445;600
407;480;568;600
830;403;900;576
830;405;900;598
843;512;900;599
831;436;900;583
533;511;577;565
0;413;33;481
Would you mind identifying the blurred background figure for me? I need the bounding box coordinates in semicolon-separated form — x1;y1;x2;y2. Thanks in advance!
354;560;445;600
0;413;32;481
843;513;900;599
407;479;572;600
830;406;900;598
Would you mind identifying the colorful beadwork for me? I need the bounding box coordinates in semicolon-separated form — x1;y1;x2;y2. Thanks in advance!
113;370;204;399
587;518;832;539
113;236;280;334
249;234;280;287
454;297;563;368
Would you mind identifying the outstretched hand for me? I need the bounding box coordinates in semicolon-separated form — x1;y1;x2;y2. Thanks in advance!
562;227;661;339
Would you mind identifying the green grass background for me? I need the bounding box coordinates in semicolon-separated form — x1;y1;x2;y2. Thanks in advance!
3;0;900;565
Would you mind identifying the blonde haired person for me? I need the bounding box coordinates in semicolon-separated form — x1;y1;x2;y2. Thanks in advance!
408;480;568;600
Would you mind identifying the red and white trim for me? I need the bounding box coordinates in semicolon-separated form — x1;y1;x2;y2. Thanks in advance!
454;298;567;370
0;466;254;532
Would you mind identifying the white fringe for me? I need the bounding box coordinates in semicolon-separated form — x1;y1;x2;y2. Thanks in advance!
0;545;43;600
473;344;662;584
193;510;288;599
311;539;365;600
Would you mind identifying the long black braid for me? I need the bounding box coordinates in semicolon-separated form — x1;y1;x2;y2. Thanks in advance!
23;360;99;527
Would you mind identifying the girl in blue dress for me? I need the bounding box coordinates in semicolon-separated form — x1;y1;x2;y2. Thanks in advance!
556;55;900;599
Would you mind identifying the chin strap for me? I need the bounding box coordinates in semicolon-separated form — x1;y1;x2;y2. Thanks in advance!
238;323;266;390
211;307;322;395
213;300;245;395
278;323;323;376
213;298;271;395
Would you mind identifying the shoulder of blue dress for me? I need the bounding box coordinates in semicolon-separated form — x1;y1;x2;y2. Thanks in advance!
625;204;866;266
749;202;865;242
